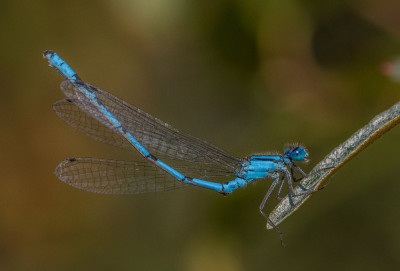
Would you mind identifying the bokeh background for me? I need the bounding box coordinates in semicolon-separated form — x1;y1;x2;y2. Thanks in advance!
1;0;400;270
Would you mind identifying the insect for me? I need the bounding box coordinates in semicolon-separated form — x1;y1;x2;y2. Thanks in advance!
44;50;321;245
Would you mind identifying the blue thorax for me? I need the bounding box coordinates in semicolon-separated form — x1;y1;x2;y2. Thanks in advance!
236;146;309;180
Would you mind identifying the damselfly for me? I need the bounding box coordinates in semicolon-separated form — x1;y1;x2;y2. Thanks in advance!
44;51;321;245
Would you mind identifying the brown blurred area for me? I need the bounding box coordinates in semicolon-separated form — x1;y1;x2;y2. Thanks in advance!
0;0;399;270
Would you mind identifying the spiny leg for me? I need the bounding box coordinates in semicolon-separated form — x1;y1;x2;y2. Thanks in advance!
278;165;321;200
259;176;285;246
284;168;297;197
291;163;308;182
288;166;335;198
275;175;286;200
292;164;335;183
284;168;317;198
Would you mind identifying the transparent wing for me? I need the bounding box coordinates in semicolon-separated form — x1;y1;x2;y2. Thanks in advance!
55;158;235;194
55;158;187;194
55;80;240;173
53;98;135;151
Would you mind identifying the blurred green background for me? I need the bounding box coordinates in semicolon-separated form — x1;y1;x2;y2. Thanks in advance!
1;0;400;270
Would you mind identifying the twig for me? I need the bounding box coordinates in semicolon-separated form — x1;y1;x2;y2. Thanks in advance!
267;101;400;229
